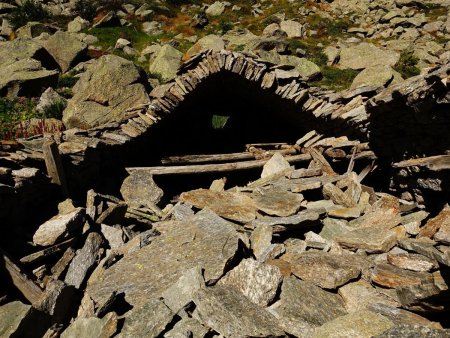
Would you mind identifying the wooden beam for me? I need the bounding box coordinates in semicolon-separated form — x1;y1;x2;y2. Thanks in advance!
43;140;68;197
0;248;43;304
161;148;297;165
393;155;450;171
127;154;312;176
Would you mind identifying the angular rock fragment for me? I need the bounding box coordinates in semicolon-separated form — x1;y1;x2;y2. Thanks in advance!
396;282;446;312
338;280;398;313
120;170;163;207
193;285;285;337
219;258;282;306
371;263;434;288
313;310;394;338
336;226;397;253
261;153;291;178
271;276;347;327
164;318;210;338
118;299;174;338
250;224;273;260
162;267;204;313
86;210;240;309
418;206;450;239
252;188;303;217
65;232;103;289
251;209;320;232
180;189;257;223
373;324;450;338
282;251;361;289
0;301;48;338
61;312;117;338
323;183;356;208
33;208;86;246
387;253;437;272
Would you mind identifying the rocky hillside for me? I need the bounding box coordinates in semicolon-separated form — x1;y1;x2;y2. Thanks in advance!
1;0;450;337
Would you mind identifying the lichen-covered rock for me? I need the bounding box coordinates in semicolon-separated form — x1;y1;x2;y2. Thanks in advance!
61;312;117;338
62;55;150;129
43;31;88;73
339;43;400;70
149;44;182;82
184;34;225;60
351;65;403;89
120;170;163;207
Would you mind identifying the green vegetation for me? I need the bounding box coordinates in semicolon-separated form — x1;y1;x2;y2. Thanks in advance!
423;4;447;19
288;40;328;66
7;0;49;30
211;115;230;129
74;0;98;22
311;67;359;91
0;97;65;140
394;51;420;79
219;20;234;34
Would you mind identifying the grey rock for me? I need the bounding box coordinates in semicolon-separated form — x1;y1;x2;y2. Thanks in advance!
149;44;183;82
280;55;321;80
261;153;291;178
100;224;125;251
373;324;450;338
280;20;304;38
162;267;204;313
282;251;361;289
0;301;48;338
313;310;394;338
252;188;303;217
86;210;240;310
121;170;163;207
16;22;53;39
164;318;209;338
33;208;86;246
271;276;347;327
67;16;90;33
351;65;403;89
61;312;118;338
219;258;283;306
65;232;103;288
205;1;226;16
36;86;67;113
339;43;400;70
251;210;320;232
250;223;273;260
43;31;88;73
62;55;150;129
184;34;224;59
193;285;285;337
118;299;174;338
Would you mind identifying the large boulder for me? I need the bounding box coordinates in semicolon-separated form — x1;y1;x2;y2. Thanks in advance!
62;55;150;129
280;55;321;80
43;31;88;73
149;44;182;82
205;1;226;16
184;34;225;60
0;38;58;97
0;58;59;97
350;65;403;90
338;43;400;70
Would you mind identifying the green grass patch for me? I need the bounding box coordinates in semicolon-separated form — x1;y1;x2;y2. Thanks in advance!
311;67;359;91
211;115;230;129
394;51;420;79
289;39;328;66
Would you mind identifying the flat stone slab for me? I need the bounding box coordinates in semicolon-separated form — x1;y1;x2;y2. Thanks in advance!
180;189;257;223
252;188;303;217
282;251;362;289
371;263;434;288
387;253;437;272
62;313;117;338
193;285;285;337
33;208;85;246
313;310;394;338
336;226;397;253
219;258;283;306
86;210;240;309
117;299;174;338
270;276;347;327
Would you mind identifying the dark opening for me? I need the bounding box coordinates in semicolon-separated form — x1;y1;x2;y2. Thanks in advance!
88;71;317;200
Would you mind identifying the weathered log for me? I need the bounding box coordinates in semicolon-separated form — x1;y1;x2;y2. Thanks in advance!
127;154;312;176
393;155;450;171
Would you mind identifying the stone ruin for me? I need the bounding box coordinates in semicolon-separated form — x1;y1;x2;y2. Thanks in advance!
1;50;450;337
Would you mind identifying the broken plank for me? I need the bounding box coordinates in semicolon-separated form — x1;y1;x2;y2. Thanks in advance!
0;248;43;304
43;140;68;197
20;237;77;265
127;154;312;176
161;148;297;165
393;155;450;171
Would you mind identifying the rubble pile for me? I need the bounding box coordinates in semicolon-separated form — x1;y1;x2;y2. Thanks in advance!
1;131;450;337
